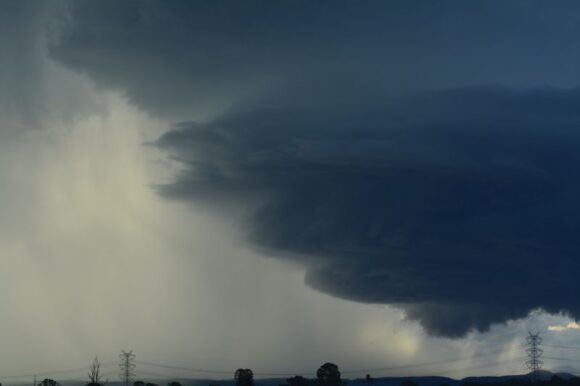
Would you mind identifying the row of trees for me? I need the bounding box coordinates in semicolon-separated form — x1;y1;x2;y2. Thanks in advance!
34;361;342;386
235;363;343;386
32;358;580;386
36;357;107;386
33;360;417;386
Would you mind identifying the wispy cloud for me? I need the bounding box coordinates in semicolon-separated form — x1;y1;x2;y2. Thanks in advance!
548;322;580;332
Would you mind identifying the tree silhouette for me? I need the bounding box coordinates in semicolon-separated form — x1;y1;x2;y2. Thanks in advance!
288;376;309;386
316;363;341;386
39;379;60;386
87;356;107;386
167;382;183;386
365;375;373;384
235;369;254;386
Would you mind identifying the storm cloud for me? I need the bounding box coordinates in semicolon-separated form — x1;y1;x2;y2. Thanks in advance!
49;1;580;336
154;87;580;336
51;0;580;118
0;1;101;137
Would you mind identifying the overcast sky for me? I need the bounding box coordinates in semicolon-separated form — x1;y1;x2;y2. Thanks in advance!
3;0;580;382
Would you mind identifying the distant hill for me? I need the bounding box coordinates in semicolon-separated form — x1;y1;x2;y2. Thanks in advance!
51;370;578;386
462;370;578;384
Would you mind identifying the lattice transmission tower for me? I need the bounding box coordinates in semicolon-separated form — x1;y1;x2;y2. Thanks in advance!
525;332;543;382
119;350;136;386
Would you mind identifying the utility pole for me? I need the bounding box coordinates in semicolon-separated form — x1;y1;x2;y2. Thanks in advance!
119;350;136;386
526;331;543;382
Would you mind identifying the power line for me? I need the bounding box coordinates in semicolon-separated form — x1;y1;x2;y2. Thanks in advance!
0;362;117;380
137;370;190;379
543;356;580;362
135;361;234;376
340;348;523;375
136;348;523;378
0;336;569;383
433;357;527;377
544;344;580;351
135;357;527;380
0;361;117;380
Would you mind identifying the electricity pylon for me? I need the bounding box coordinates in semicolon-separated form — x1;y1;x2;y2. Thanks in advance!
525;331;543;382
119;350;136;386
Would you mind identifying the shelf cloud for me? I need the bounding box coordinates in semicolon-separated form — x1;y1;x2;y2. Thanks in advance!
154;87;580;336
49;0;580;337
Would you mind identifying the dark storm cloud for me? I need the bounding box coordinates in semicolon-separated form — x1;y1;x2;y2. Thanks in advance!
51;0;580;119
156;87;580;336
0;1;51;134
50;1;580;336
0;0;101;136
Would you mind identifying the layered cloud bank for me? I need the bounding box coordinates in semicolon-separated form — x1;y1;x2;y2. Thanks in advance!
49;0;580;336
154;88;580;336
